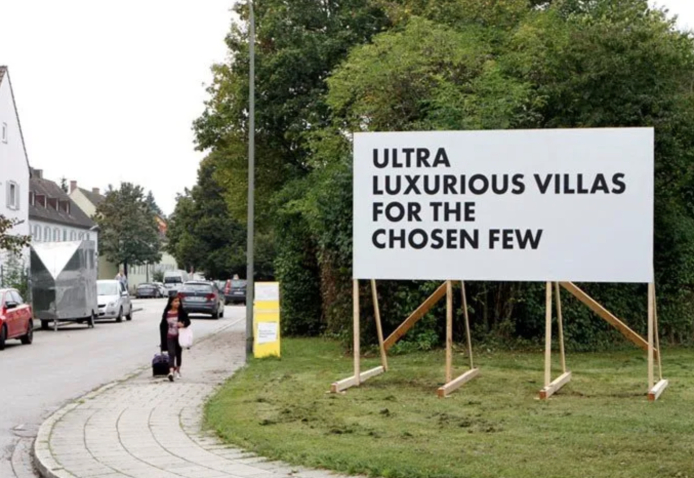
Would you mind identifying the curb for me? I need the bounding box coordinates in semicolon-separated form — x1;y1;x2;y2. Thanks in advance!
32;318;243;478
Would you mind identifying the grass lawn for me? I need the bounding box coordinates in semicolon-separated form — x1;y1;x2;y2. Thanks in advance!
205;339;694;478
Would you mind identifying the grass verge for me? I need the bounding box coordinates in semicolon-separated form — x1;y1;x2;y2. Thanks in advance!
205;339;694;478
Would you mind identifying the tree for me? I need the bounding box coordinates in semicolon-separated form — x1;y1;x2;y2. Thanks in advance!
60;177;68;193
0;215;30;255
193;0;392;332
145;191;164;217
95;183;162;277
167;155;248;280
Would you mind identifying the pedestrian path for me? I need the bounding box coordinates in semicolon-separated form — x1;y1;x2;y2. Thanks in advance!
34;319;359;478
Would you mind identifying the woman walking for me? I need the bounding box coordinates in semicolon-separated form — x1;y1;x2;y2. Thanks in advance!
159;296;190;382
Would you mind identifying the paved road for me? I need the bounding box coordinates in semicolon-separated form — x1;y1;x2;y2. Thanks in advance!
0;298;242;478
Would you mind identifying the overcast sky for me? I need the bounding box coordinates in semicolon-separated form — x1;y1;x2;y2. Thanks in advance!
0;1;692;215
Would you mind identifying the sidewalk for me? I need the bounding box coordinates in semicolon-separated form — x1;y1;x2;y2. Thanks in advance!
34;319;357;478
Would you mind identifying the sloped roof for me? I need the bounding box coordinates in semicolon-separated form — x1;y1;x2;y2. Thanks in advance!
0;66;30;170
30;174;96;229
78;187;105;207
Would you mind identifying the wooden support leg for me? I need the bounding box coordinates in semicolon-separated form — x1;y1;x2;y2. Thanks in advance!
539;282;571;399
462;281;474;369
445;280;453;383
653;285;663;381
544;281;552;388
554;282;566;373
330;280;386;393
647;283;654;391
647;283;669;401
371;280;388;372
437;281;480;398
354;279;361;386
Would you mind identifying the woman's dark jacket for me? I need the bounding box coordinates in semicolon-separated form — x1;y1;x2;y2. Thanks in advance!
159;307;191;351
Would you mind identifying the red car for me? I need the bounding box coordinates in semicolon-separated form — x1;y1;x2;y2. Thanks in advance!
0;288;34;350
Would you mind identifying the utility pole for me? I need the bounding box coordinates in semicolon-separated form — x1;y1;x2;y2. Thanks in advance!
245;0;256;358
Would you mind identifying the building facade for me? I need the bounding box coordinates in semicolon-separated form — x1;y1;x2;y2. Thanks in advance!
29;170;98;251
0;66;31;283
69;181;118;280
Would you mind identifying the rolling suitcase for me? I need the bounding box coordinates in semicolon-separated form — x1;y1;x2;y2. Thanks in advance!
152;352;170;376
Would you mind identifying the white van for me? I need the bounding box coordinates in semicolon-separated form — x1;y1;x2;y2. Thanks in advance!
163;270;190;297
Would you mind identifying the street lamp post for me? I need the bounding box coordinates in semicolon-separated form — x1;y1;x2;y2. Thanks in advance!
245;0;256;358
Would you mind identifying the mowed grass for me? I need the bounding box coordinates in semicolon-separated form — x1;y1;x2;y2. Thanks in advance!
205;339;694;478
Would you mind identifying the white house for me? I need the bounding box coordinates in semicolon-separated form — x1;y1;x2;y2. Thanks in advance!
0;66;31;282
29;169;98;252
69;181;118;280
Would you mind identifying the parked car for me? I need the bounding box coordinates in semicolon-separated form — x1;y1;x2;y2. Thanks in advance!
0;288;33;350
136;282;164;299
153;282;167;297
178;281;224;319
97;280;133;322
223;279;247;305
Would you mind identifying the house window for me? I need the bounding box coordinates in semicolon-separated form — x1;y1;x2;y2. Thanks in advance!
36;225;42;241
44;226;50;241
1;123;7;143
53;228;59;242
6;181;19;210
29;192;35;206
70;231;76;241
63;229;67;241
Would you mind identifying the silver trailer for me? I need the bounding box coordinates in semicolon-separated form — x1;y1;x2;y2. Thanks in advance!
30;241;98;331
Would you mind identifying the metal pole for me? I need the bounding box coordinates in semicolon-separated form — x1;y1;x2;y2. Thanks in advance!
245;0;256;358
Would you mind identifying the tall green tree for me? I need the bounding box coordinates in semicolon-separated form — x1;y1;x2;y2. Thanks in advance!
95;183;162;277
193;0;391;332
167;155;250;280
145;191;164;217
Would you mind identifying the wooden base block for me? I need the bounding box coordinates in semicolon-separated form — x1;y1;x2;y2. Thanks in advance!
330;366;385;393
648;379;669;402
437;368;480;398
539;371;572;400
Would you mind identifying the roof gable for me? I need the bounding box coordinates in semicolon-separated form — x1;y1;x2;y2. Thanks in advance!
0;66;31;172
77;187;105;207
30;174;95;229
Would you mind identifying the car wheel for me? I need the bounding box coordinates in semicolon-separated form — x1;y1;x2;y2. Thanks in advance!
21;320;33;345
0;324;7;350
116;307;123;323
41;320;49;330
219;306;224;318
126;306;133;321
88;313;95;328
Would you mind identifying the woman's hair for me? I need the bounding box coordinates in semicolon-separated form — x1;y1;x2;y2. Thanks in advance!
164;295;180;314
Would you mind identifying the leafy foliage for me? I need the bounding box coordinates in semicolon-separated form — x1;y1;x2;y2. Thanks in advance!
196;0;694;347
0;251;29;298
145;191;164;217
166;155;254;280
0;215;30;255
95;183;162;276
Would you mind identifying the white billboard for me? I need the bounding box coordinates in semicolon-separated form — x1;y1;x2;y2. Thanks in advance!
353;128;653;283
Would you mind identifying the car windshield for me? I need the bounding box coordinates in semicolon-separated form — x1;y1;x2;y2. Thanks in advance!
231;280;246;288
164;277;182;284
182;284;213;293
98;283;119;296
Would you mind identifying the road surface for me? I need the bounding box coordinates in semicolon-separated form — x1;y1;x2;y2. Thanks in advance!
0;298;243;477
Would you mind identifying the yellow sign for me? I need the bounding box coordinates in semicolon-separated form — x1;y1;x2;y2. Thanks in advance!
253;282;280;358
